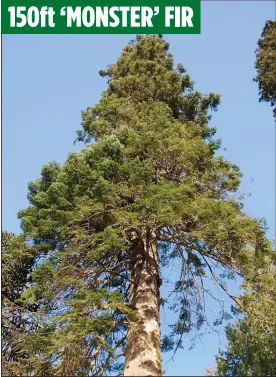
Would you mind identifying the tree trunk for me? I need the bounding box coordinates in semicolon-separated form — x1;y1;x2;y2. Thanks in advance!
124;229;162;376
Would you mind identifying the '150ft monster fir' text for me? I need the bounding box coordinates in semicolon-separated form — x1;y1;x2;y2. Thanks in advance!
8;6;194;28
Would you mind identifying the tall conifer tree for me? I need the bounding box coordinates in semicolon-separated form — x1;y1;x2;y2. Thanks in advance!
16;35;272;376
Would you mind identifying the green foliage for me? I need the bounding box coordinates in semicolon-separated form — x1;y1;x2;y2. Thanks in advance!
10;35;273;375
215;258;276;376
2;232;35;301
254;20;276;116
1;231;36;376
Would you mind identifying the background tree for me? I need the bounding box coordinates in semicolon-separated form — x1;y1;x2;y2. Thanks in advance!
211;20;276;376
254;20;276;117
2;231;36;376
14;35;273;376
214;255;276;376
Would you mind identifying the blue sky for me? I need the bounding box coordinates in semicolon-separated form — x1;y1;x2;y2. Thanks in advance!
2;1;275;375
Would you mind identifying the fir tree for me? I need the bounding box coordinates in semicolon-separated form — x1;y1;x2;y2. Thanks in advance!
16;35;273;376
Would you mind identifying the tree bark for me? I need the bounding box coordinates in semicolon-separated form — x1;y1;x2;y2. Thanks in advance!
124;229;162;376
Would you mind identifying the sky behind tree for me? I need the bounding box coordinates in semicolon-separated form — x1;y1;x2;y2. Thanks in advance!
2;1;275;375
